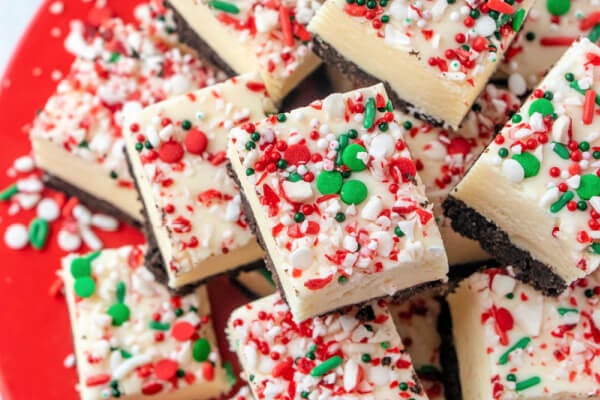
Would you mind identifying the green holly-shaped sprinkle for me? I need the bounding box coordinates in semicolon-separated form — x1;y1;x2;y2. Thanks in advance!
107;281;130;326
576;174;600;200
511;152;540;178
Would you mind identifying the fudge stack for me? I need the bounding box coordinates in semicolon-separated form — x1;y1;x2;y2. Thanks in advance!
27;0;600;399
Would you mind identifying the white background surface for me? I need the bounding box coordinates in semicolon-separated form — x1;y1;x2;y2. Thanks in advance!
0;1;44;77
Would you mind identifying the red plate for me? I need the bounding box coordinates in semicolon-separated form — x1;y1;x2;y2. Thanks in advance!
0;1;256;398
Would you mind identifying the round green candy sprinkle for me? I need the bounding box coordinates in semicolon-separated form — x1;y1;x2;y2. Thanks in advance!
335;212;346;222
306;351;316;360
578;201;588;211
512;152;541;178
363;98;376;129
277;113;287;122
294;212;305;223
181;120;192;130
528;98;554;117
176;369;186;378
288;172;302;182
28;218;49;250
208;0;240;13
277;159;288;169
579;141;590;151
447;0;455;4
525;31;535;41
498;148;509;158
144;141;153;150
317;171;343;194
511;114;522;123
107;303;130;326
109;171;118;179
342;144;368;171
346;0;354;3
193;338;211;362
378;122;388;132
357;0;365;5
381;14;390;22
135;142;143;152
546;0;570;16
403;121;413;130
507;373;517;382
71;257;92;278
462;44;470;51
245;141;256;150
379;0;388;5
585;288;594;298
399;382;409;390
592;151;600;160
576;174;600;200
338;276;348;284
361;353;371;362
301;392;310;398
174;308;184;317
506;293;514;299
489;10;499;19
74;277;96;298
310;356;343;377
251;132;260;141
367;0;376;8
394;226;405;237
347;129;358;139
341;170;352;178
543;91;554;100
340;180;368;205
469;9;480;18
0;184;18;201
246;168;255;176
380;341;390;349
565;72;575;81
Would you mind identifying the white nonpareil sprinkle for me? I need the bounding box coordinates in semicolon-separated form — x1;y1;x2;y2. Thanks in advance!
17;177;43;193
37;198;60;222
502;159;525;182
4;224;28;249
508;73;527;96
58;229;82;252
13;156;35;173
63;353;76;368
475;15;496;37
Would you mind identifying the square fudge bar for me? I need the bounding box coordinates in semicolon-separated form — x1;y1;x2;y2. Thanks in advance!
308;0;534;129
166;0;322;103
501;1;600;90
448;268;600;400
61;245;229;400
227;293;430;399
30;12;224;225
445;38;600;295
124;74;274;289
390;295;447;400
228;84;449;322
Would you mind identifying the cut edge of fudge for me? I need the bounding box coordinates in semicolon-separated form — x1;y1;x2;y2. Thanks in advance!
230;267;277;299
166;0;322;104
443;195;567;296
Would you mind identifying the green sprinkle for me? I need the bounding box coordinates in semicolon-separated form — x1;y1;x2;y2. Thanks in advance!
335;212;346;222
585;288;595;297
579;141;590;151
552;142;570;159
317;171;343;194
193;338;211;362
528;98;554;117
336;134;350;166
181;120;192;130
506;293;514;299
570;81;600;106
363;98;376;129
107;303;130;326
543;91;554;100
306;351;316;360
135;142;143;152
294;212;305;223
277;113;287;122
310;356;343;377
564;72;575;82
288;172;302;182
512;8;526;31
251;132;261;141
338;275;348;284
120;349;132;359
361;353;371;363
246;168;255;176
589;24;600;43
277;159;288;169
498;336;531;365
506;373;517;382
224;361;236;385
386;100;393;111
380;341;390;349
0;184;17;201
208;0;240;13
245;141;256;150
28;218;49;250
340;180;368;205
578;201;588;211
144;141;153;150
511;114;522;123
557;307;578;316
116;281;126;303
342;143;368;171
416;365;442;378
109;171;118;179
470;9;480;18
176;369;185;378
174;308;184;317
301;391;310;398
394;226;405;237
367;0;376;8
403;121;413;130
512;152;540;178
109;52;120;63
399;382;409;390
347;129;358;139
74;277;96;298
576;174;600;200
516;376;541;391
378;122;388;132
381;15;390;23
546;0;570;16
149;321;171;331
525;31;535;41
550;191;574;213
498;148;509;158
71;257;92;278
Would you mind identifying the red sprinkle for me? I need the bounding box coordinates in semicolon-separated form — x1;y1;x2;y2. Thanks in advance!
141;381;164;395
171;321;196;341
184;129;208;154
155;359;178;380
486;0;515;14
202;362;215;381
304;275;333;290
284;144;311;165
540;37;577;47
159;141;184;163
85;374;111;387
279;6;294;47
583;90;596;125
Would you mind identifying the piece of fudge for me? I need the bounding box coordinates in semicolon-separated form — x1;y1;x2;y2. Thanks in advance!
501;1;600;90
390;295;446;400
228;84;449;322
166;0;322;103
233;268;278;298
61;245;229;400
227;293;430;400
444;38;600;295
448;268;600;400
124;74;274;289
308;0;534;129
30;11;224;226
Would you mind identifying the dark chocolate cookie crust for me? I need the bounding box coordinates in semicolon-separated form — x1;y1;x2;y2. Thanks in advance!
165;0;237;77
43;172;141;228
311;35;447;128
124;151;264;296
226;161;445;318
443;195;567;296
437;298;462;400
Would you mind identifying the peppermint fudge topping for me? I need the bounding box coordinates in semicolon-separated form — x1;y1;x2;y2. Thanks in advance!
228;84;448;321
61;245;229;400
124;74;273;288
227;293;429;400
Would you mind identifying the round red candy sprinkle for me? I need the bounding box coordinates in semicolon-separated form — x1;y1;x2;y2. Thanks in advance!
472;36;487;52
142;381;164;395
284;144;311;166
447;137;471;156
155;359;179;380
171;321;196;341
159;141;184;164
184;129;208;155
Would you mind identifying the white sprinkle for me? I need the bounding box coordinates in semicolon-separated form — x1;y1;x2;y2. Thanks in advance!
91;214;119;231
17;177;43;193
369;134;395;160
290;247;313;269
590;197;600;213
4;224;28;249
592;309;600;331
529;112;545;132
81;226;102;250
371;231;393;257
37;198;60;221
539;187;560;207
491;274;515;297
343;235;359;252
361;196;383;221
502;159;524;182
15;193;40;210
58;229;81;252
475;15;496;37
13;156;35;173
49;1;64;14
112;355;152;380
552;115;570;142
63;353;76;368
144;126;160;148
508;73;527;96
282;181;313;202
73;205;92;225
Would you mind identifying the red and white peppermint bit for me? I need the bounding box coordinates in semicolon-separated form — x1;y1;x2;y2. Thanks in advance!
228;294;428;400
